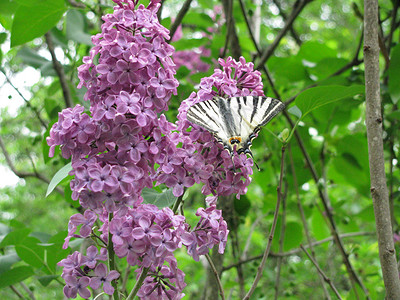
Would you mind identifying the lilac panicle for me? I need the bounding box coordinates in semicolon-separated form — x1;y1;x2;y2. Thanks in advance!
48;1;263;299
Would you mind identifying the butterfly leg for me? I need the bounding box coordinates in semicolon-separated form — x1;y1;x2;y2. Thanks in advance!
245;149;260;171
230;152;237;173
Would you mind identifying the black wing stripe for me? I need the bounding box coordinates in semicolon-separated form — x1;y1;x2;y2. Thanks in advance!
218;97;236;136
187;103;221;132
259;100;285;126
250;96;259;123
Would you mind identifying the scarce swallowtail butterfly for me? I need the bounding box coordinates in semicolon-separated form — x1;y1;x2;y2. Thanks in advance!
186;96;285;170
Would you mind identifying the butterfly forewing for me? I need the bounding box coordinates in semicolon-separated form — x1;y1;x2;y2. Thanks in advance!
186;99;229;142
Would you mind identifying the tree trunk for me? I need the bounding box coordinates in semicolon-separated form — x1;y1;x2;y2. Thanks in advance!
363;0;400;298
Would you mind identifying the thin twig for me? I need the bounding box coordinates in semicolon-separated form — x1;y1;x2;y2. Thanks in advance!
241;213;267;260
255;0;310;70
300;245;343;299
44;33;73;108
0;135;65;195
271;0;302;45
238;0;281;98
168;0;193;42
222;231;374;272
364;0;400;297
284;31;364;106
243;145;286;300
288;145;330;299
231;226;245;298
221;0;241;59
274;179;288;300
205;253;226;300
386;0;400;57
283;111;370;299
19;282;36;300
121;265;131;295
9;285;24;298
67;0;86;8
0;68;47;128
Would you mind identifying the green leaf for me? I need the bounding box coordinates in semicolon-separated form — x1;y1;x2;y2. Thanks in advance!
0;266;35;289
388;44;400;104
44;98;61;121
38;275;59;287
0;0;18;30
172;37;208;50
142;188;177;209
0;253;20;274
66;10;92;46
234;195;251;217
283;222;303;251
287;105;302;118
11;0;67;47
0;228;31;247
15;0;37;6
0;32;7;44
311;209;330;241
15;236;45;269
297;41;336;63
46;162;72;197
295;85;364;119
268;56;308;84
182;12;214;30
16;47;49;69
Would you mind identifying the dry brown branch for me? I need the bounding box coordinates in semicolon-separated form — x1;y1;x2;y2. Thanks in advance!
300;245;342;299
221;0;241;59
255;0;310;70
222;231;374;272
205;253;226;300
0;135;64;196
284;110;370;299
289;146;330;299
243;145;286;300
44;33;73;108
0;68;47;129
168;0;193;42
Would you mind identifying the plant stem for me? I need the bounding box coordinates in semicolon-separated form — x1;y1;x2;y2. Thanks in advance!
274;180;287;300
205;253;226;300
243;145;286;300
363;0;400;297
288;145;330;299
300;245;342;299
126;267;149;300
108;213;120;300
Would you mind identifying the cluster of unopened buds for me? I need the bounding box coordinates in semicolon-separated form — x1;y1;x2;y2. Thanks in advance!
47;0;265;298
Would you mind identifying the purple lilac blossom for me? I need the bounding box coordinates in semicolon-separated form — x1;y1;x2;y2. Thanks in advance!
48;0;263;298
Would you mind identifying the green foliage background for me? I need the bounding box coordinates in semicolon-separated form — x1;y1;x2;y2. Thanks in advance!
0;0;399;299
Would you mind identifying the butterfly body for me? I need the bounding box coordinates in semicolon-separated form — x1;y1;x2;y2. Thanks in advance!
186;96;285;162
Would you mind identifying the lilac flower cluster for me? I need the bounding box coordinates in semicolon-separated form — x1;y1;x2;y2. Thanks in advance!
175;56;265;203
181;205;228;261
47;1;232;299
47;0;267;298
173;48;210;74
58;246;117;298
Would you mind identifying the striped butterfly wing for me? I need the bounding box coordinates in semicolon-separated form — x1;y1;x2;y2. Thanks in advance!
186;96;285;156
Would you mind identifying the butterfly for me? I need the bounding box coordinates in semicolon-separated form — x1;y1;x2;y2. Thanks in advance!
186;96;285;170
